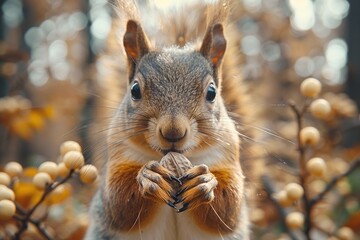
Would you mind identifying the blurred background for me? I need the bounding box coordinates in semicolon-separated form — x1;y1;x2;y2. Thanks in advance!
0;0;360;239
0;0;359;164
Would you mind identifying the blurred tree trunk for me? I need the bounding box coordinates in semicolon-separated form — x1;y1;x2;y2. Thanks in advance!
346;0;360;108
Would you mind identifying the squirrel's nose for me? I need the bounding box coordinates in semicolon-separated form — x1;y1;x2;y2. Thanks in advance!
160;128;187;143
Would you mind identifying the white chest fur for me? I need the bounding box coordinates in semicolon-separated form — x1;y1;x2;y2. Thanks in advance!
111;205;248;240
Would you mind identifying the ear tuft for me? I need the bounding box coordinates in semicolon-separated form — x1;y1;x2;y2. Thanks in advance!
200;23;227;67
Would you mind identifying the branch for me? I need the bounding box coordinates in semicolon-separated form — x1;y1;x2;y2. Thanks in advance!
288;101;312;239
13;170;74;240
261;175;299;240
309;158;360;207
29;218;52;240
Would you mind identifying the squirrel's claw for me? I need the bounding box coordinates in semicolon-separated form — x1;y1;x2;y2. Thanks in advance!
177;202;189;213
175;165;218;212
170;175;182;185
137;161;177;207
167;200;178;210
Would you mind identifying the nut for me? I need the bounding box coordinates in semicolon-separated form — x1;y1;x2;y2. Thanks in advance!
160;152;193;178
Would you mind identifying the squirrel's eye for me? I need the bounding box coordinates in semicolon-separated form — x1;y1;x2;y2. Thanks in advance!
131;81;142;100
206;83;216;102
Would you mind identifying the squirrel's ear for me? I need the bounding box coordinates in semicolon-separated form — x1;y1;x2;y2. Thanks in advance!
123;20;150;66
200;24;227;68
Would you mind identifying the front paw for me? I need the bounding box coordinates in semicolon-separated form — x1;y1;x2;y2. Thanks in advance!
176;164;218;212
137;161;180;209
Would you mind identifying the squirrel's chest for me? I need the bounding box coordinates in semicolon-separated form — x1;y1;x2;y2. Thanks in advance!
111;206;240;240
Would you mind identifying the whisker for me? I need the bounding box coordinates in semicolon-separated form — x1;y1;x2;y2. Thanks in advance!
209;203;233;232
239;124;295;145
128;203;143;233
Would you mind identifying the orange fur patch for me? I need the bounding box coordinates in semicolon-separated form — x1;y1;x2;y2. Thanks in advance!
104;163;160;232
190;168;243;234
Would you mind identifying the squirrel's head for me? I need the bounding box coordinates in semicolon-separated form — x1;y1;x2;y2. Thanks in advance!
114;20;236;158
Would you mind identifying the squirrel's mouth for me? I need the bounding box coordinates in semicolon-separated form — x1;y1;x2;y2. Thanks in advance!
161;147;186;156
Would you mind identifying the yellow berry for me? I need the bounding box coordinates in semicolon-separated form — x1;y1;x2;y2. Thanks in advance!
51;184;66;195
0;199;16;220
57;162;70;178
309;180;326;194
285;183;304;201
60;141;82;156
33;172;52;190
0;185;15;201
286;212;304;229
79;164;98;184
337;227;355;240
250;208;265;225
307;157;326;177
63;151;85;170
0;172;10;186
300;77;322;98
310;99;331;119
336;179;351;195
78;213;89;227
329;158;348;175
300;126;320;146
4;162;23;177
314;215;336;233
274;190;292;207
38;161;58;179
5;224;18;236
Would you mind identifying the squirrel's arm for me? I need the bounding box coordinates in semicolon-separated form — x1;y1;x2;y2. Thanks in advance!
188;167;244;234
103;162;159;232
103;158;179;232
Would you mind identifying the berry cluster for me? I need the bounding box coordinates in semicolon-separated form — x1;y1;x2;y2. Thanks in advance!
0;141;98;239
263;78;357;240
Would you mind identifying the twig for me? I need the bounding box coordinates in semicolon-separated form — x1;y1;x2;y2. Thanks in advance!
14;202;26;215
13;170;74;240
29;218;52;240
288;100;360;239
261;175;299;240
309;158;360;207
288;101;312;239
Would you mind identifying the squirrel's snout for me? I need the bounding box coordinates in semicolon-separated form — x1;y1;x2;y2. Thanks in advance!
160;128;187;143
156;115;190;149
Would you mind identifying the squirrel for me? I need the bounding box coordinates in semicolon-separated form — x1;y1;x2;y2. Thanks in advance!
86;0;260;239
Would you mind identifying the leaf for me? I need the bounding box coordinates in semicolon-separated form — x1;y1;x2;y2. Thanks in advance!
13;181;43;209
27;110;45;130
46;183;72;205
40;105;55;119
9;116;32;139
344;210;360;232
23;167;38;178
